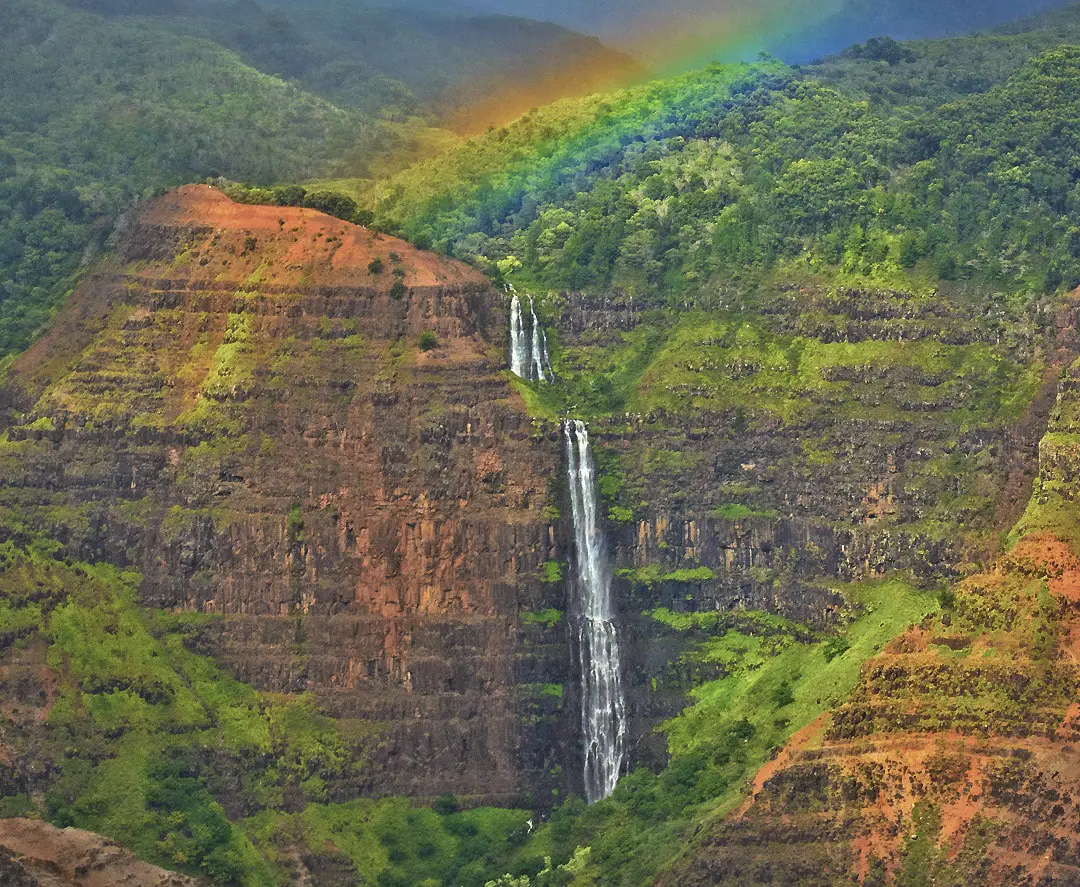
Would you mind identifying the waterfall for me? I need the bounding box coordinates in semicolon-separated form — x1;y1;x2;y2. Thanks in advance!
508;294;551;382
564;419;626;802
529;298;551;382
509;294;529;379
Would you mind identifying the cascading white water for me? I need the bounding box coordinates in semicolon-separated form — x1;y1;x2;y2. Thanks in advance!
508;293;552;382
509;294;529;379
564;419;626;803
529;298;549;382
538;324;553;379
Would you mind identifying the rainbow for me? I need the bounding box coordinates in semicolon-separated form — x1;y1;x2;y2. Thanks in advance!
615;0;850;73
446;0;849;133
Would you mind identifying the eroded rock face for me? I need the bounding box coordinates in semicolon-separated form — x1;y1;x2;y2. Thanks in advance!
658;300;1080;887
0;186;569;806
0;185;1070;823
0;818;199;887
548;286;1071;762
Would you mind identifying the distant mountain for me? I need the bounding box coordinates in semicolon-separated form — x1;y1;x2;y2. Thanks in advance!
771;0;1076;62
59;0;641;125
802;1;1080;109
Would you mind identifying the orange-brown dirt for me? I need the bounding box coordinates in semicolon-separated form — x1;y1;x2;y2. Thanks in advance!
0;818;199;886
667;530;1080;886
139;185;484;289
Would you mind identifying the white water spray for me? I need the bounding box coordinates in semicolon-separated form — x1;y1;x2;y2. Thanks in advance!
508;294;551;382
529;298;549;382
564;419;626;802
509;294;529;379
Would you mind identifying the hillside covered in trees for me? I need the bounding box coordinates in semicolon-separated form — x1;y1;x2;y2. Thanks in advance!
352;2;1080;302
0;0;635;362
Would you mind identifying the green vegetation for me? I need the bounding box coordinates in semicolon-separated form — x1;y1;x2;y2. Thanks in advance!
0;542;368;884
7;5;1080;885
616;564;716;588
710;503;755;520
0;537;541;887
0;0;634;363
521;608;564;629
242;798;531;887
484;578;938;886
352;6;1080;304
0;0;360;359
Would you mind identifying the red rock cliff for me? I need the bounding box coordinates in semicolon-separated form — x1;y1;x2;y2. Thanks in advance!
0;186;569;805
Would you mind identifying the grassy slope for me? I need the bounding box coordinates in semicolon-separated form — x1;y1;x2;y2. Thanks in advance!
477;580;939;886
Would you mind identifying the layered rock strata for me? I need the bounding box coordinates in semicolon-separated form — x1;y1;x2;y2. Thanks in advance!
0;186;566;805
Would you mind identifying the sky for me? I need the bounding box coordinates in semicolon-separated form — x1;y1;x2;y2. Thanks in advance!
426;0;1074;67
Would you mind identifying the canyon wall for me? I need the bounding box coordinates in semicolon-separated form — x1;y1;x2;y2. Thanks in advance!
550;286;1061;763
0;186;570;806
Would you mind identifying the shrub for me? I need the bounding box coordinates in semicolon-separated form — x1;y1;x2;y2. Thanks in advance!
390;279;407;300
433;793;458;815
521;608;562;628
772;680;795;707
368;257;385;275
303;190;358;220
822;636;851;662
419;331;438;351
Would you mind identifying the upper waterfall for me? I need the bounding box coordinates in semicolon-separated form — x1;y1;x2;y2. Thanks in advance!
508;290;551;382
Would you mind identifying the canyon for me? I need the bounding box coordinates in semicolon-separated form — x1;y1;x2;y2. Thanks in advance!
0;185;1076;885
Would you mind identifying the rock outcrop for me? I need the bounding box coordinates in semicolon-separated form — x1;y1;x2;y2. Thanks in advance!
0;818;199;887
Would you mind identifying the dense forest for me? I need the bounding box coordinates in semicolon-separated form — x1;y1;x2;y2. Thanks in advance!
347;5;1080;304
0;0;634;362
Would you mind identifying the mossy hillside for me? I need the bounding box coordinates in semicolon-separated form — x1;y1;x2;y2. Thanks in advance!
0;542;385;886
629;314;1039;424
242;798;531;887
665;537;1080;883
1011;363;1080;552
482;578;938;887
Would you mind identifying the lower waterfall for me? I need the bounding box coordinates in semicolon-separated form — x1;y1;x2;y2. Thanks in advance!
563;419;626;802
